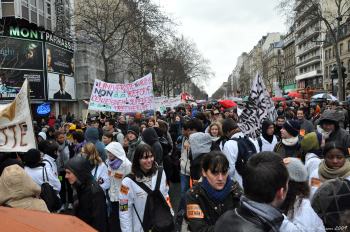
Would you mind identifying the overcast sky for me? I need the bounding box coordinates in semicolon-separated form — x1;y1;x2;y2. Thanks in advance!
157;0;287;96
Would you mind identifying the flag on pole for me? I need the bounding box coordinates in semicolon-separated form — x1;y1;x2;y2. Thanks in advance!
0;79;36;152
238;73;277;139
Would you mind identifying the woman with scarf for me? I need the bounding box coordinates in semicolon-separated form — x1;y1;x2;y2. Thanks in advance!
105;142;131;232
257;120;278;152
185;151;242;231
309;141;350;198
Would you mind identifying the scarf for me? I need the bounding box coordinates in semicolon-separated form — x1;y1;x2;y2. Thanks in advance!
200;176;233;203
109;158;123;170
241;196;284;232
282;136;299;146
318;159;350;182
262;133;274;144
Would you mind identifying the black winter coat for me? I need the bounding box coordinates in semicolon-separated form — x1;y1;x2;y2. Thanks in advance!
75;181;108;232
186;181;242;232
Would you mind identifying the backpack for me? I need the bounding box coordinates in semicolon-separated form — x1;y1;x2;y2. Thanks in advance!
40;167;61;212
230;136;257;176
127;167;174;232
159;136;172;157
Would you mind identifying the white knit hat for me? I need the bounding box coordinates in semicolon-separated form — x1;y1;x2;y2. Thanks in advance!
283;157;308;182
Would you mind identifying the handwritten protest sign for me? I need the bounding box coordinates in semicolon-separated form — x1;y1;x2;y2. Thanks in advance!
88;73;154;112
154;95;182;112
0;79;36;152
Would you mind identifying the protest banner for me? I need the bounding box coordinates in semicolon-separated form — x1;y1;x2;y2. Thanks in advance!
0;79;36;152
154;95;182;112
238;73;277;139
88;73;154;112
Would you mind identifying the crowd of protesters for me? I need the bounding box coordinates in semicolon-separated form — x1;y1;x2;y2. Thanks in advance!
0;99;350;232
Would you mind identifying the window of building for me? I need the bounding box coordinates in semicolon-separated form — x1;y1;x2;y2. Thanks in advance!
348;60;350;74
2;2;15;16
29;0;35;6
22;5;29;20
1;0;14;2
340;43;343;55
46;2;51;15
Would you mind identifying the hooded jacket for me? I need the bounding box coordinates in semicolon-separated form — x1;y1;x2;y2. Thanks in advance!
85;128;107;162
0;164;49;212
142;127;163;165
65;156;107;232
105;142;132;202
319;110;350;148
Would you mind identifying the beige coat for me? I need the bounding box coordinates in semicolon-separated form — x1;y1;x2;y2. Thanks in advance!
0;164;49;212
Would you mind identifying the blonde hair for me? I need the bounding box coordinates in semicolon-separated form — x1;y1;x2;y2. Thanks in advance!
208;122;223;137
82;143;102;166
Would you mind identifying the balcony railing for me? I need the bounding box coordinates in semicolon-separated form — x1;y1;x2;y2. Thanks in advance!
296;43;321;57
295;26;321;44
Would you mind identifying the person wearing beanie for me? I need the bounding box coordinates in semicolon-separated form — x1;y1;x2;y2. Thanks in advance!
38;131;47;142
257;120;278;152
300;132;323;176
105;142;132;231
65;156;107;232
126;124;144;162
309;141;350;198
274;120;302;158
23;148;61;193
317;109;350;149
280;157;326;232
311;178;350;230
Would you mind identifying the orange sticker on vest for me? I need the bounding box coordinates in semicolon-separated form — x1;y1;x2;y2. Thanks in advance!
187;204;204;219
299;129;305;137
114;172;123;179
311;177;321;187
120;185;129;195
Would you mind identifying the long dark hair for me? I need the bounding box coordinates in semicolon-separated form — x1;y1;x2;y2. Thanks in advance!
132;143;157;178
280;180;310;219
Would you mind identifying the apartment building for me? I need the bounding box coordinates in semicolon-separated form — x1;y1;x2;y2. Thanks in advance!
294;0;323;89
282;28;296;93
263;40;284;93
0;0;56;31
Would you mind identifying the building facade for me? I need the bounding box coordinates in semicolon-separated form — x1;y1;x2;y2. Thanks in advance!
282;28;296;93
0;0;56;31
323;21;350;96
263;40;284;94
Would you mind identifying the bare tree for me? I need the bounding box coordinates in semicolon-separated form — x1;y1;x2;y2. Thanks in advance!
74;0;133;82
277;0;350;100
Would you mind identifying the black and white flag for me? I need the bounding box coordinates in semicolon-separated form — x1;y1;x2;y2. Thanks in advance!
238;73;277;139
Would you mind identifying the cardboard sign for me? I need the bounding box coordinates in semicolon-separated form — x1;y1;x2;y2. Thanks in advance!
0;79;36;152
88;73;154;112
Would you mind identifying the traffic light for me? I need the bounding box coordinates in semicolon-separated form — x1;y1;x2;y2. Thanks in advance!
331;66;338;79
341;66;347;79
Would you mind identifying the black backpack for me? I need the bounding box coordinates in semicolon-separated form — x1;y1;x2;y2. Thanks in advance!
230;136;257;176
40;167;61;212
159;136;172;156
128;167;174;232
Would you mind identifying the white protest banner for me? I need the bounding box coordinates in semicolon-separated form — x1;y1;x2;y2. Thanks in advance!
88;73;154;112
154;95;182;112
0;79;36;152
238;73;277;139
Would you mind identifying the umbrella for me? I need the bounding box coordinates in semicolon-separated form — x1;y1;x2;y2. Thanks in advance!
272;97;286;101
219;99;237;108
287;91;302;98
0;207;96;232
311;93;338;101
